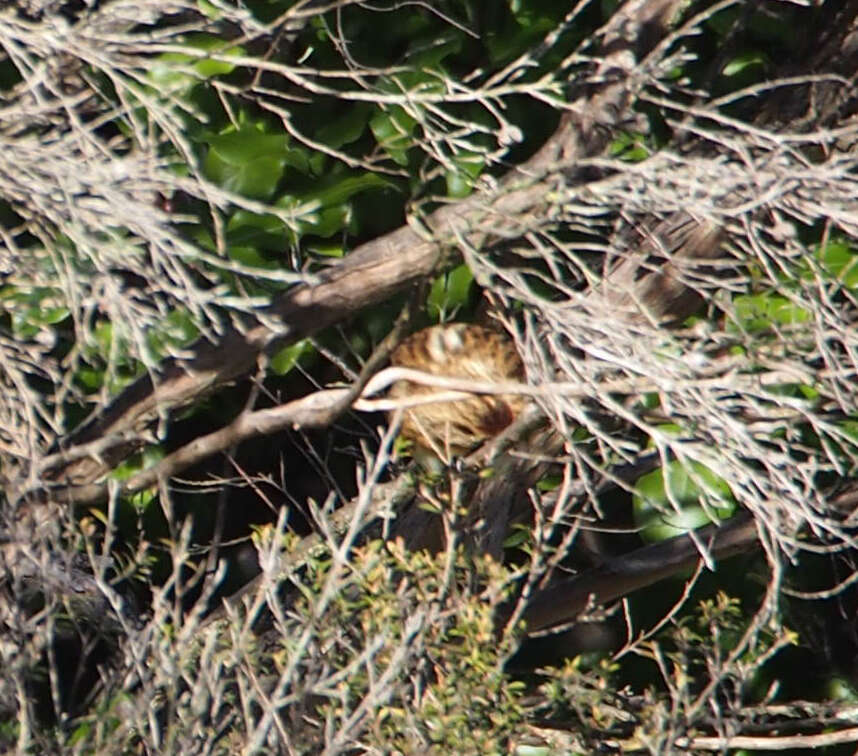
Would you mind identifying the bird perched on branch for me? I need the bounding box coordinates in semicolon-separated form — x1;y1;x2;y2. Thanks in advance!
388;323;526;459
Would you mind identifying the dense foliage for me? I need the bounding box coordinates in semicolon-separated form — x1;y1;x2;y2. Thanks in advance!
3;0;858;753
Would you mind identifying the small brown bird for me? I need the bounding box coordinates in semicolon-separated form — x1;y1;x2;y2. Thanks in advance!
388;323;526;458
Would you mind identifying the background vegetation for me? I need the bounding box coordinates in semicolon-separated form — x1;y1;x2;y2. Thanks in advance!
3;0;858;752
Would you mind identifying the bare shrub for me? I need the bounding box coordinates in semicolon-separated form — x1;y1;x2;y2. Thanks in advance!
3;0;858;753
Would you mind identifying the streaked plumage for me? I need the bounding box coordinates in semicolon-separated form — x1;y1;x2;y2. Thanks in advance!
388;324;525;457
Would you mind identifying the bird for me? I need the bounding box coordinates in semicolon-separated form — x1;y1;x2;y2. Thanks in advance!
387;323;526;459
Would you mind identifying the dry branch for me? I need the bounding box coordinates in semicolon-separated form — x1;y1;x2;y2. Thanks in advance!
40;0;694;494
5;0;858;749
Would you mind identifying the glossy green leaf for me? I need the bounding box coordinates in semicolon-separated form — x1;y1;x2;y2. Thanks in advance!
722;51;767;78
730;292;810;333
111;446;166;482
837;419;858;442
303;205;351;238
307;172;393;207
2;285;69;338
609;132;649;162
93;321;114;353
227;245;272;268
75;367;104;391
634;460;737;543
815;239;858;288
183;35;245;78
445;171;471;199
309;243;345;258
536;474;562;492
370;107;418;166
149;35;245;92
445;151;485;198
204;131;304;200
271;338;315;375
278;172;394;238
764;382;818;401
427;264;474;320
827;677;858;703
502;527;531;550
196;0;223;19
227;210;289;253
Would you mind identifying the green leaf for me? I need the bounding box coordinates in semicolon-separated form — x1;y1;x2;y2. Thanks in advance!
277;172;394;239
204;130;303;200
197;0;224;19
609;132;649;162
536;474;562;492
1;284;69;338
148;35;245;92
722;51;767;78
827;677;858;703
111;446;166;482
837;419;858;443
729;292;810;333
370;107;418;166
271;338;315;375
226;210;290;253
306;206;352;238
445;151;485;198
93;321;114;353
503;525;531;549
307;172;393;208
815;239;858;288
445;171;471;199
227;244;277;268
315;104;373;149
146;309;200;360
427;264;474;320
75;367;104;391
634;460;737;543
148;54;197;92
309;243;345;258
